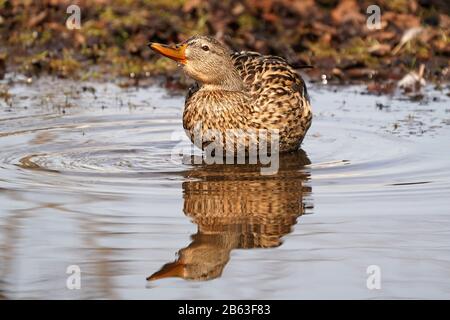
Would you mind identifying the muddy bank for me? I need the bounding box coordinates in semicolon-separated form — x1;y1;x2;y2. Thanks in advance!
0;0;449;90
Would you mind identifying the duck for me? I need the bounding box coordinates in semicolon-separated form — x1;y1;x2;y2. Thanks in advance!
148;35;312;154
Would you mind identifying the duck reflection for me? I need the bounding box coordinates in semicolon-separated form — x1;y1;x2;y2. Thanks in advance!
148;150;312;281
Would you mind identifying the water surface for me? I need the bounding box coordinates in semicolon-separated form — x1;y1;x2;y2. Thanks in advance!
1;76;449;299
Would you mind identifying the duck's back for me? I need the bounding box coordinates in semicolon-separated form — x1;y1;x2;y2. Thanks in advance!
231;51;312;151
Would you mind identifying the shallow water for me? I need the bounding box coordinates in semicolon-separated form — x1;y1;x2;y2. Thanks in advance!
0;76;449;299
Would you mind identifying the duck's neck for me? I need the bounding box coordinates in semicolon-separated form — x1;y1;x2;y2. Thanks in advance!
200;68;245;92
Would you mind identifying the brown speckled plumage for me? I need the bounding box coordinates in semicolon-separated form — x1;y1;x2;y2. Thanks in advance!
150;35;312;153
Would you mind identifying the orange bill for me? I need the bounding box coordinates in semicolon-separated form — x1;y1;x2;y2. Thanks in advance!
148;42;187;64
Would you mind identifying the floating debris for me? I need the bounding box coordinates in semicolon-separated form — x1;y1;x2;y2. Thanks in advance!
376;102;390;110
366;82;396;95
0;86;12;102
398;64;426;91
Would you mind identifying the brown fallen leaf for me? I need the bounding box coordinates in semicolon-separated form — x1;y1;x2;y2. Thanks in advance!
346;68;376;79
28;10;47;28
371;31;397;42
384;12;421;30
183;0;203;12
331;0;365;25
368;43;392;57
332;67;344;78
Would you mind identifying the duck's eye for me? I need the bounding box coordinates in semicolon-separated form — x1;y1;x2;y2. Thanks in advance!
201;45;209;51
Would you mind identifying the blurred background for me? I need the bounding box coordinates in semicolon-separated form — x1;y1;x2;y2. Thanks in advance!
0;0;449;90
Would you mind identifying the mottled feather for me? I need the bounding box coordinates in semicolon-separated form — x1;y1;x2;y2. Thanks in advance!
184;50;312;153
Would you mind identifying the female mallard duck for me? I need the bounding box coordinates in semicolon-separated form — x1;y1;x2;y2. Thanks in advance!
149;35;312;154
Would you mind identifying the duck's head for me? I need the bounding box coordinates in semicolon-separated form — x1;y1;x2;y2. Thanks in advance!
147;233;232;281
149;35;244;91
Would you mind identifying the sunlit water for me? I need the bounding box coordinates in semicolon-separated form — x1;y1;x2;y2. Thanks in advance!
0;75;449;299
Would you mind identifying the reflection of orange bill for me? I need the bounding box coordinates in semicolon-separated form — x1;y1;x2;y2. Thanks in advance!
146;261;184;281
148;43;187;65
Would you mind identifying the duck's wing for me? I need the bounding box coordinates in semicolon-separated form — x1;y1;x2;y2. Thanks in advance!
230;51;312;150
231;51;309;103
